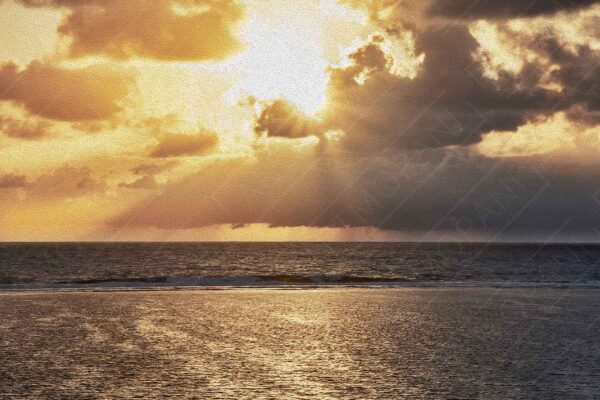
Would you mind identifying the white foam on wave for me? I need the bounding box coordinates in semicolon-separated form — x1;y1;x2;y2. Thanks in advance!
2;276;600;291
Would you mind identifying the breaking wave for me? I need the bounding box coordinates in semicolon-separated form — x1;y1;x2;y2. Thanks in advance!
2;274;600;291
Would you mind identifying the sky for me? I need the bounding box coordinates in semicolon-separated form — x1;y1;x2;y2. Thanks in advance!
0;0;599;242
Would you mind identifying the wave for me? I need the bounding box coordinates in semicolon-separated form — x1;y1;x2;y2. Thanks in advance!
0;275;408;288
2;274;600;290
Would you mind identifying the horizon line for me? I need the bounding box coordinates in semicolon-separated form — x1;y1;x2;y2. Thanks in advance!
2;241;600;245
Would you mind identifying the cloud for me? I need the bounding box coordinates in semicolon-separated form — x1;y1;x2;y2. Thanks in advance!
474;19;600;125
3;0;599;241
0;61;135;121
253;5;598;151
109;140;600;240
119;175;159;189
16;0;245;61
340;0;599;32
0;173;27;188
532;35;600;125
26;165;107;200
324;27;561;150
111;143;336;229
337;0;427;33
0;115;51;139
118;161;178;189
428;0;600;20
101;1;600;241
149;132;219;158
131;161;179;176
253;30;561;151
253;99;325;139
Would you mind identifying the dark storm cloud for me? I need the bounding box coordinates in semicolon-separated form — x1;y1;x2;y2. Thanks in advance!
253;5;599;150
429;0;600;19
325;26;561;150
0;61;134;121
532;35;600;125
483;24;600;126
110;144;600;240
255;28;563;151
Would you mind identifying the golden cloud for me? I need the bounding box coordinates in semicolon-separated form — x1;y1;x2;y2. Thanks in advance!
149;131;219;158
0;61;135;121
119;175;159;190
0;115;51;139
0;173;27;188
25;165;107;200
253;99;325;139
17;0;245;61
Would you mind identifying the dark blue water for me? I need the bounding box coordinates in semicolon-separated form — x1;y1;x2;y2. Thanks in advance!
1;242;600;288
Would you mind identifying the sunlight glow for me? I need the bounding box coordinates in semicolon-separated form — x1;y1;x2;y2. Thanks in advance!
224;8;330;115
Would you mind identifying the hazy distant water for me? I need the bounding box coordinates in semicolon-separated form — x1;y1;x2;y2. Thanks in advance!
1;242;600;288
1;289;599;399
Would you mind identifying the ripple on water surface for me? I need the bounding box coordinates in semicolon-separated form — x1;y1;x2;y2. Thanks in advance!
0;288;599;399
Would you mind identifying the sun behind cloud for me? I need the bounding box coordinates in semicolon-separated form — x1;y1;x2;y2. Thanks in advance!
220;0;364;115
1;0;600;242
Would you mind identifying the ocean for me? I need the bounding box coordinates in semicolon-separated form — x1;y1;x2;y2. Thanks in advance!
1;242;600;289
1;243;600;399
